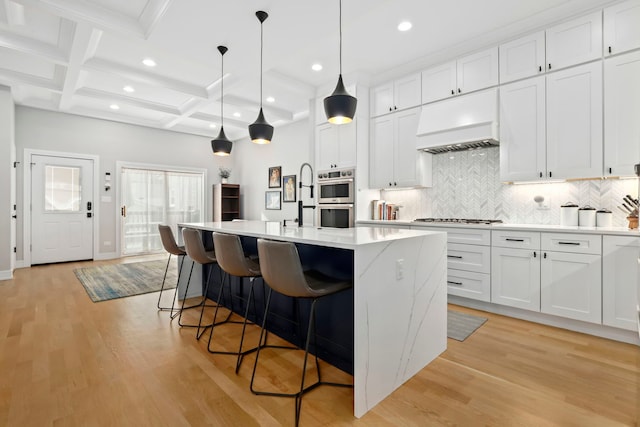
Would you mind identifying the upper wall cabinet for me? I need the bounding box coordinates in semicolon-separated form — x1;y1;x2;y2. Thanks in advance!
604;50;640;177
499;32;546;84
499;76;546;182
604;0;640;56
422;47;498;104
370;73;421;117
370;107;432;189
546;62;603;180
546;11;602;72
316;121;357;171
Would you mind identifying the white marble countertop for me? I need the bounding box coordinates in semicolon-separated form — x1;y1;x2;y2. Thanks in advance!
179;221;444;250
357;220;640;237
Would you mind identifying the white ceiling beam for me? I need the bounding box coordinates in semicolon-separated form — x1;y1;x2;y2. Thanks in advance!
11;0;145;37
190;112;247;129
59;24;102;111
0;68;61;91
76;87;180;115
223;94;294;122
266;70;315;99
5;1;24;26
0;29;67;64
66;105;165;128
140;0;174;39
83;57;208;98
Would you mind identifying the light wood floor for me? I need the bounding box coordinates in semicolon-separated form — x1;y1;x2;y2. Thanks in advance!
1;256;638;426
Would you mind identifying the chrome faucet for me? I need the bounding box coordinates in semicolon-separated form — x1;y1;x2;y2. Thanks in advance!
298;162;315;226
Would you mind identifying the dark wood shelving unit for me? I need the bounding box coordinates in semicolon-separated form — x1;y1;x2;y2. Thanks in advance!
213;184;241;221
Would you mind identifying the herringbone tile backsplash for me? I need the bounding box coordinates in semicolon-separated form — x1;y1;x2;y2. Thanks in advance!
381;147;638;227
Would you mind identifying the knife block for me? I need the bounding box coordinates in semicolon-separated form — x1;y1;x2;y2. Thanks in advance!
627;215;638;230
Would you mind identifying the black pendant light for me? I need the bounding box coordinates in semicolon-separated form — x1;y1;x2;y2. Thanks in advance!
212;45;232;156
324;0;357;124
249;11;274;144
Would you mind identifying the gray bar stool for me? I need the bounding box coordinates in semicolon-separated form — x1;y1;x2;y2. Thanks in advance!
207;232;266;373
251;238;353;427
181;228;224;339
157;224;193;317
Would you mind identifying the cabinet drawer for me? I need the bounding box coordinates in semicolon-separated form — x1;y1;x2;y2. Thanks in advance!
448;243;491;273
541;233;601;254
492;230;540;249
440;227;491;245
446;269;491;302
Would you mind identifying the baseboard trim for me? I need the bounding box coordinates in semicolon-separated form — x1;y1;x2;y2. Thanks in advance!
15;260;26;269
0;270;13;281
94;252;118;261
449;295;640;346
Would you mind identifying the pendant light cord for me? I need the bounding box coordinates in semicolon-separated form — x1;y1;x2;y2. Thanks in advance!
221;52;224;127
339;0;342;75
260;20;264;108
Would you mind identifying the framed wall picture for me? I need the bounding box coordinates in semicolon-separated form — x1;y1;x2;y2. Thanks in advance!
265;191;281;210
268;166;281;188
282;175;296;202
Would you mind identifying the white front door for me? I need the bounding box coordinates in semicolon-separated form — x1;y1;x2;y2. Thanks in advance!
31;154;94;264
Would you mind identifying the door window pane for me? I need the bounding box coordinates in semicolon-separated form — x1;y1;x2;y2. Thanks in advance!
45;165;81;211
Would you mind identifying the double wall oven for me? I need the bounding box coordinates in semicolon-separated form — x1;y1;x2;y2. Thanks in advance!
317;168;355;228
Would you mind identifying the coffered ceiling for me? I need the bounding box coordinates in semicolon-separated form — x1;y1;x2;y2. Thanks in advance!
0;0;614;140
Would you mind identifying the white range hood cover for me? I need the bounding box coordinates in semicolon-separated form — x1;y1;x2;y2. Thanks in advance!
416;88;499;153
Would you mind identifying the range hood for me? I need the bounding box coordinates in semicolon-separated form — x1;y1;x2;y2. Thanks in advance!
416;88;499;154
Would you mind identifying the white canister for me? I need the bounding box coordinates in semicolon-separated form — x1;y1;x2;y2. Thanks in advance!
578;205;596;227
560;202;579;226
596;209;613;227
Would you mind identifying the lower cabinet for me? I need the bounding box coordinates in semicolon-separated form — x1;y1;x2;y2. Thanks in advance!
602;235;640;331
492;247;541;311
541;248;602;324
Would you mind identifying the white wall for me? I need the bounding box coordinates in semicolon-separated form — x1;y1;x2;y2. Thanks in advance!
232;118;315;225
0;86;15;278
15;106;231;260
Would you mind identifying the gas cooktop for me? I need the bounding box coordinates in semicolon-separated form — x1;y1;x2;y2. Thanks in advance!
414;218;503;225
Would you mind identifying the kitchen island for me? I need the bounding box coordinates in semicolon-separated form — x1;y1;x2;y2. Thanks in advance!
178;221;447;418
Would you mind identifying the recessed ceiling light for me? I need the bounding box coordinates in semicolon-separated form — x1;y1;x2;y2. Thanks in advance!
209;123;216;128
266;96;275;103
233;112;241;117
123;85;135;93
142;58;156;67
397;21;412;32
311;63;323;71
110;104;119;110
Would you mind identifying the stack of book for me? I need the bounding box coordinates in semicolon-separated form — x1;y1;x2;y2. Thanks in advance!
371;200;396;220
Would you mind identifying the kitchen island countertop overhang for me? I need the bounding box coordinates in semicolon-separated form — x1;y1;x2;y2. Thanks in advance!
178;221;448;418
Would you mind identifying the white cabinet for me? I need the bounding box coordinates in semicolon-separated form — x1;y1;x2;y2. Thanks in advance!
604;50;640;177
499;76;546;182
602;235;640;331
540;233;602;324
491;230;541;311
316;121;357;171
370;107;431;189
499;31;546;83
546;62;603;179
604;0;640;56
421;47;498;103
546;11;602;72
431;227;492;302
370;73;421;117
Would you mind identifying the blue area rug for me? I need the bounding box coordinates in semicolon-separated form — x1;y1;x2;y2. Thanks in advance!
74;260;177;302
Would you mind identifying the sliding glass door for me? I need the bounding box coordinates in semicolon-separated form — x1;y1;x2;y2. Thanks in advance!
121;167;204;255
